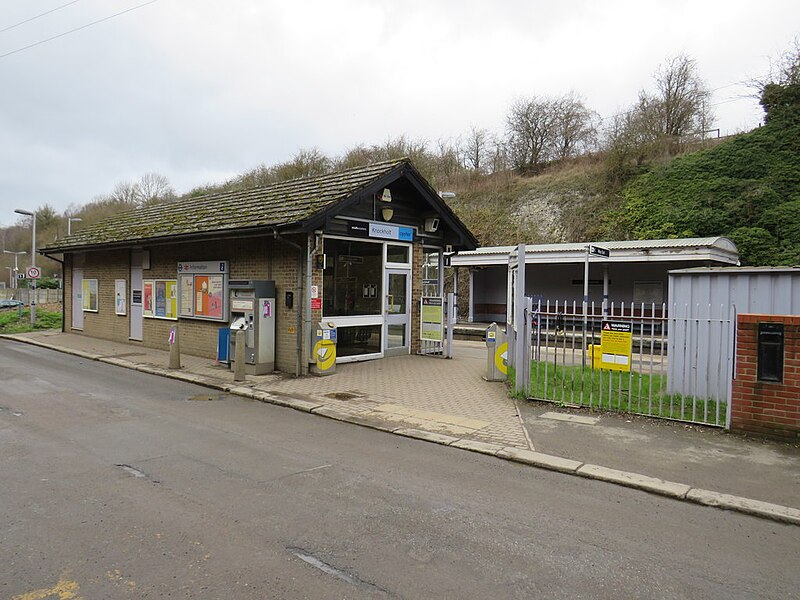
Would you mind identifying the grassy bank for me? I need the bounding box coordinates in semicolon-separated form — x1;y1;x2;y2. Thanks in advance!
0;307;61;334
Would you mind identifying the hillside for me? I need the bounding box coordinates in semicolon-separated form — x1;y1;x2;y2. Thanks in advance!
447;116;800;266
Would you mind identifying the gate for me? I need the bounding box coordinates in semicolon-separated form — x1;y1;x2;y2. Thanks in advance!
515;299;732;428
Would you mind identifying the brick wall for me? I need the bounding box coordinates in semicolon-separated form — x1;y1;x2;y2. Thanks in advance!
63;235;308;375
410;241;423;354
731;314;800;441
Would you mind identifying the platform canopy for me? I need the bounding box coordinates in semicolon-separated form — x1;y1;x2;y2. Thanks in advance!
450;237;739;267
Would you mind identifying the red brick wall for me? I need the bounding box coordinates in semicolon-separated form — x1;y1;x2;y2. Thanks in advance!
731;314;800;441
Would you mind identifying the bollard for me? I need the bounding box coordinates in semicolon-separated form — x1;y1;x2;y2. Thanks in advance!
169;325;181;370
233;329;246;382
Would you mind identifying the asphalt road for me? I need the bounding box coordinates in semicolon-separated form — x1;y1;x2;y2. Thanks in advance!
2;339;799;599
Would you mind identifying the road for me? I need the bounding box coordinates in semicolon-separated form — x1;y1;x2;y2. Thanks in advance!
1;339;798;599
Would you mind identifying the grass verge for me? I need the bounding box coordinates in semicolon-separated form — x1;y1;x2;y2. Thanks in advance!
0;307;62;334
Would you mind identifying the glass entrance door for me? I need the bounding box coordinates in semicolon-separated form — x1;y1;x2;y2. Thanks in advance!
384;269;410;356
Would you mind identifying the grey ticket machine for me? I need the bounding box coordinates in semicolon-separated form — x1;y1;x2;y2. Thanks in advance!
229;280;276;375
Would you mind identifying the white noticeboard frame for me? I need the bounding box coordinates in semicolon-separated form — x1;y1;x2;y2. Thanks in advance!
115;279;127;315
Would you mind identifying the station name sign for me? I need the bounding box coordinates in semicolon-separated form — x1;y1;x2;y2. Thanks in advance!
347;221;414;242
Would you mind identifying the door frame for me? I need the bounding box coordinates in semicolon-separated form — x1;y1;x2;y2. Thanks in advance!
384;267;411;357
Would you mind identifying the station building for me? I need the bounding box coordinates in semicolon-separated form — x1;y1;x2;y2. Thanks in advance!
42;159;478;376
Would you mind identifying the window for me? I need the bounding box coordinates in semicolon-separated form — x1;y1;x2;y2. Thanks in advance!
386;244;409;264
323;238;382;317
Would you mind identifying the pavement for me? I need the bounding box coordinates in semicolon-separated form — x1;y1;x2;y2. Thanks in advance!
3;329;800;526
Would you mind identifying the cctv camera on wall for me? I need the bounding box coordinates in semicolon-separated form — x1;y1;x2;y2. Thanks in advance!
424;217;440;233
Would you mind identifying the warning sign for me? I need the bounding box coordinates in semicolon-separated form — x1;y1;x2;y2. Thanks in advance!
599;321;632;372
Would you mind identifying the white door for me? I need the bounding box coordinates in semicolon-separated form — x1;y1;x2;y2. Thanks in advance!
384;269;410;357
71;268;83;330
130;253;144;341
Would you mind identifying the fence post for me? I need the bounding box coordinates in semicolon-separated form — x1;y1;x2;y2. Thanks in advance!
513;244;526;394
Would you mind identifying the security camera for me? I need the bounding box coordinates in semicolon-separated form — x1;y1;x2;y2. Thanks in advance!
424;217;439;233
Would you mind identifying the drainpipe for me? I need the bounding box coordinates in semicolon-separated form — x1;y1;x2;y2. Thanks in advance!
274;231;304;377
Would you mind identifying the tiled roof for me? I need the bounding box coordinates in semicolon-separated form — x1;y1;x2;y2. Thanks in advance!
44;158;408;251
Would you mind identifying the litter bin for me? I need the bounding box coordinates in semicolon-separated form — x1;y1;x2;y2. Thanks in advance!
311;321;337;375
485;322;508;381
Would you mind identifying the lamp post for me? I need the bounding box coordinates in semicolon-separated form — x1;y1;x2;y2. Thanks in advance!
14;208;36;325
67;217;82;236
3;250;26;288
5;266;12;289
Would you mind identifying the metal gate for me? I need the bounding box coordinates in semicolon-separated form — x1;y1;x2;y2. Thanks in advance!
516;298;732;428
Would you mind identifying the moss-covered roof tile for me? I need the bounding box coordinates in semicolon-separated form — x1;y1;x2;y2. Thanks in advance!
44;158;408;252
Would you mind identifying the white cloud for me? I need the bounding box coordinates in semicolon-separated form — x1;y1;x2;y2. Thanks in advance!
0;0;798;225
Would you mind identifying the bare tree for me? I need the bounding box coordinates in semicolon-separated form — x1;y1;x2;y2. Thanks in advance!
136;173;175;205
506;96;557;174
551;92;598;160
641;54;712;147
463;127;491;173
110;181;139;205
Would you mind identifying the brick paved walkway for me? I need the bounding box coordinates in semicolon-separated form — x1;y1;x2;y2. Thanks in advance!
7;331;530;449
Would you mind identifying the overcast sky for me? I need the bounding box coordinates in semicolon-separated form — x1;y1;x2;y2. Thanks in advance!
1;0;798;227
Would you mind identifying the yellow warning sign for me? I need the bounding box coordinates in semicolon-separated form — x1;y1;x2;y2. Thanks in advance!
599;321;632;372
313;339;336;371
494;341;508;375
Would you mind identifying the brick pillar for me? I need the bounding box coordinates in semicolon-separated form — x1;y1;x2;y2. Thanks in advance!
410;241;424;354
731;314;800;441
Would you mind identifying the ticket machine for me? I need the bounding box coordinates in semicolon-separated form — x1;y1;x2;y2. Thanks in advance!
229;279;276;375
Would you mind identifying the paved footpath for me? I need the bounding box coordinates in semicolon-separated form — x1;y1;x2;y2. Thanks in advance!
4;330;800;525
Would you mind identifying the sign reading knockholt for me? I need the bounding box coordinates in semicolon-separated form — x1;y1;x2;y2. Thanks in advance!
599;321;632;372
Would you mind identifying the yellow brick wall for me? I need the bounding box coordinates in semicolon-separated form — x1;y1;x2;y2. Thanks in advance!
62;234;309;375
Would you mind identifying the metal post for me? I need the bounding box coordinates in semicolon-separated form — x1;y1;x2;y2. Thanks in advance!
446;292;455;359
514;244;526;394
30;214;36;325
603;264;609;319
583;245;589;367
14;209;36;325
169;325;181;370
233;329;246;382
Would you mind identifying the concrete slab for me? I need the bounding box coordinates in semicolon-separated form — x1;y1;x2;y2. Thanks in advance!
497;447;582;474
394;428;459;445
539;412;599;425
686;489;800;525
450;439;503;456
577;464;691;499
372;403;489;431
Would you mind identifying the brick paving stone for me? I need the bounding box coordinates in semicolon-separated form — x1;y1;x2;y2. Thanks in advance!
7;332;530;450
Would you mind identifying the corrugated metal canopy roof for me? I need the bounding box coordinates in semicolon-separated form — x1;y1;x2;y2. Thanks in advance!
451;237;739;266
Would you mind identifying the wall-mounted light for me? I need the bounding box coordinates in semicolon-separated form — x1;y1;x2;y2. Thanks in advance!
381;188;392;203
381;206;394;221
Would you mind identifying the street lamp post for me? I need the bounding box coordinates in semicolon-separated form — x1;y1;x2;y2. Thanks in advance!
14;209;36;325
5;266;12;289
67;217;82;236
3;250;26;289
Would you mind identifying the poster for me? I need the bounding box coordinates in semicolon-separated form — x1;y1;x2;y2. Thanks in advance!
143;280;154;317
155;280;167;317
115;279;126;315
194;274;224;319
179;274;193;316
165;280;178;319
176;261;228;321
142;279;178;320
82;279;98;312
420;296;444;342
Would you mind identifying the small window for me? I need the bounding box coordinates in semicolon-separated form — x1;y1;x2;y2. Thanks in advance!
387;244;409;264
757;323;784;382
